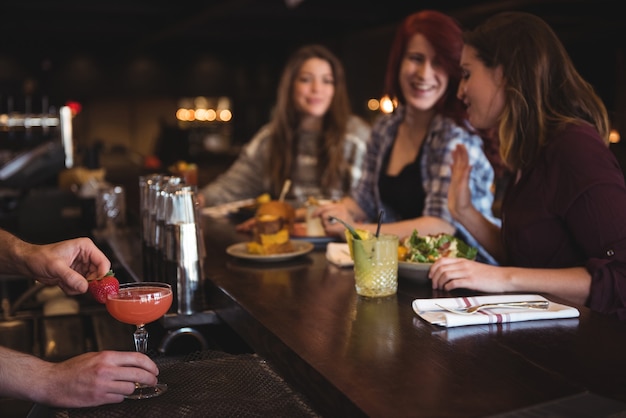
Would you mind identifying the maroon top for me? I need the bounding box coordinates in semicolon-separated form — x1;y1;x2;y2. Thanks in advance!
502;123;626;319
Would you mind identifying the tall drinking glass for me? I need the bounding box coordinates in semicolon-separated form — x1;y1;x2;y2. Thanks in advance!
352;234;399;298
105;282;173;399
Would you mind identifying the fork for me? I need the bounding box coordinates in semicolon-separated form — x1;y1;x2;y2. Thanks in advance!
436;300;550;315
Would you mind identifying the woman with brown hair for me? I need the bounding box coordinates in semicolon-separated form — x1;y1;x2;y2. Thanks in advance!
198;44;370;208
430;12;626;318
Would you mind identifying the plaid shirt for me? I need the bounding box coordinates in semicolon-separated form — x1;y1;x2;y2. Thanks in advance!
199;115;370;206
353;106;499;264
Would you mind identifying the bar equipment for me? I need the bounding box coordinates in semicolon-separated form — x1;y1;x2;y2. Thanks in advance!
0;105;68;190
155;176;182;282
95;184;126;232
139;174;213;354
139;174;157;280
163;183;206;315
140;174;166;281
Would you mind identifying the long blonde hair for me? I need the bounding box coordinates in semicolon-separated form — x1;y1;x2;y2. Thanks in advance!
464;12;610;172
267;44;351;197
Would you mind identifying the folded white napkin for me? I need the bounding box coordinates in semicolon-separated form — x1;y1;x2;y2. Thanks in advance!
412;294;579;327
326;243;353;267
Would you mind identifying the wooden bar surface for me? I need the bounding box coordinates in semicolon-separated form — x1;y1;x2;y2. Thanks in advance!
200;217;626;417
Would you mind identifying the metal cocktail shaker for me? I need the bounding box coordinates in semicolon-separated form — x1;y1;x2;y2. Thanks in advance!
139;174;160;280
163;184;206;315
155;176;182;282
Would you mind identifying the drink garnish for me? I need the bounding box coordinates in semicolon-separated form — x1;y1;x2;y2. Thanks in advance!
88;270;120;304
330;217;372;260
329;216;361;240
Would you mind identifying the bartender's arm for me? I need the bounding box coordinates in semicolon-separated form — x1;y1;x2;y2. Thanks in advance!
0;230;160;407
0;346;159;407
0;229;110;294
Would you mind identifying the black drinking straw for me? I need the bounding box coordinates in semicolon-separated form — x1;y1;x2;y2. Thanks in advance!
375;210;384;237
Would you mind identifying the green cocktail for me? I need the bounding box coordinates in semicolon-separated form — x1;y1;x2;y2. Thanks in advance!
352;234;399;297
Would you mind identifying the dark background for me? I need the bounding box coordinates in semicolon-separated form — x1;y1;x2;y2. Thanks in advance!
0;0;623;151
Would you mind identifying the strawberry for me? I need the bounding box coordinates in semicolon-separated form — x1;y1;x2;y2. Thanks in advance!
88;270;119;304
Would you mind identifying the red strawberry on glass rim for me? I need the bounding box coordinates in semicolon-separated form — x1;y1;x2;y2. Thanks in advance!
88;270;119;304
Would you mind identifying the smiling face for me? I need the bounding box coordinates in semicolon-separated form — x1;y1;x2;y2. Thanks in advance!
457;45;506;130
292;57;335;119
399;33;449;113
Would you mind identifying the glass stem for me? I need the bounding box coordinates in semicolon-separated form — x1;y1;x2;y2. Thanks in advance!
133;325;148;354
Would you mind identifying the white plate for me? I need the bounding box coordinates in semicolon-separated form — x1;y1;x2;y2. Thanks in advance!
226;241;315;262
398;261;431;283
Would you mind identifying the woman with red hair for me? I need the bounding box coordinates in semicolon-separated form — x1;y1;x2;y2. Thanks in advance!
317;10;499;264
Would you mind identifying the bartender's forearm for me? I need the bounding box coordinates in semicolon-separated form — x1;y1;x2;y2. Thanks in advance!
0;346;50;402
0;228;30;275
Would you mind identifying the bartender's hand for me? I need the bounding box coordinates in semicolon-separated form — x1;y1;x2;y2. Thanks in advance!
0;230;111;296
9;349;159;408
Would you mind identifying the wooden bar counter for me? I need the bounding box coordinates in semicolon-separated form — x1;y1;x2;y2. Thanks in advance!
200;216;626;418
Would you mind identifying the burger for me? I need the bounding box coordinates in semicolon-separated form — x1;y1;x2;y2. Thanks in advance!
247;200;296;255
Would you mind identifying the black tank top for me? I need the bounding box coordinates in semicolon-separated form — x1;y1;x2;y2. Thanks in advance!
379;146;425;219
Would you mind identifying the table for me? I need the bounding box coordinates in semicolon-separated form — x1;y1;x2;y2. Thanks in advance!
199;217;626;418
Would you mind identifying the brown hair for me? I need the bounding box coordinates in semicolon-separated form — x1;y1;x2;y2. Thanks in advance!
463;11;610;172
383;10;467;127
267;44;351;197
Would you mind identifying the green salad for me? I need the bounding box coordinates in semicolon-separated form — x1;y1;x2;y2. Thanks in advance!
401;230;477;263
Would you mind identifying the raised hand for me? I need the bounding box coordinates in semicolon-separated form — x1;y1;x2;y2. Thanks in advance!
448;144;474;221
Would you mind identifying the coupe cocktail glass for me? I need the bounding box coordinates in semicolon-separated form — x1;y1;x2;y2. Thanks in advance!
106;282;173;399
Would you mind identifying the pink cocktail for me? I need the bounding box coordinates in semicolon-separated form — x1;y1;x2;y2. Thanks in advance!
107;285;172;325
106;282;172;399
